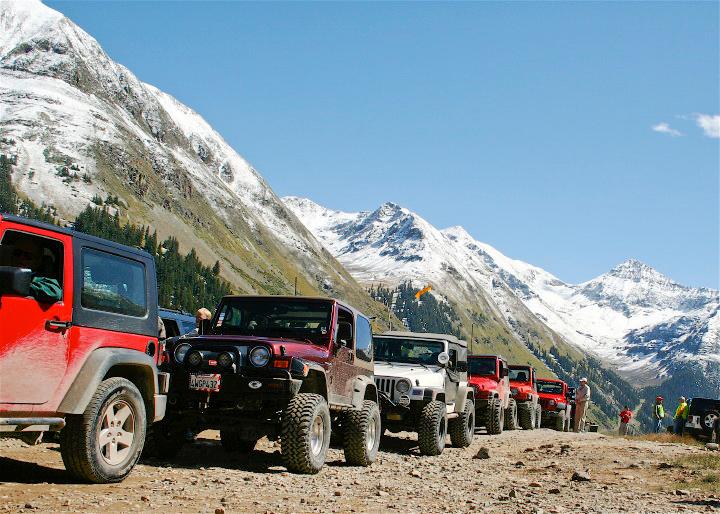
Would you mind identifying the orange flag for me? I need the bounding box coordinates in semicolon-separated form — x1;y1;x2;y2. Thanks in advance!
415;285;432;299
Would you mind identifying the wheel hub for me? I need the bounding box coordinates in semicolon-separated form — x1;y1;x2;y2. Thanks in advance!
310;414;325;456
97;399;135;466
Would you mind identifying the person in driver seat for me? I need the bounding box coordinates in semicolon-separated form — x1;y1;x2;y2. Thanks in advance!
11;237;62;303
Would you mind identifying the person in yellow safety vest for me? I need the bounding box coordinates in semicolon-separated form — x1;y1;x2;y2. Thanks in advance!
653;396;666;433
673;396;689;436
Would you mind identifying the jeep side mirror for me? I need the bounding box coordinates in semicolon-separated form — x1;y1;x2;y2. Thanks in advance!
437;352;450;366
0;266;32;297
199;318;213;335
501;366;509;377
337;321;353;346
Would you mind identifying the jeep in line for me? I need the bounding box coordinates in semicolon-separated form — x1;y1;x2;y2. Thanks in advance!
0;214;169;483
509;364;542;430
468;355;516;434
537;378;572;431
372;332;475;456
156;295;381;474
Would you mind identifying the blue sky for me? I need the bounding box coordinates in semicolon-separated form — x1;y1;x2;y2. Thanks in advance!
48;1;719;288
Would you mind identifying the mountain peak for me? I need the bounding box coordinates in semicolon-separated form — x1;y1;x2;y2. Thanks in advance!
607;259;667;282
0;0;64;56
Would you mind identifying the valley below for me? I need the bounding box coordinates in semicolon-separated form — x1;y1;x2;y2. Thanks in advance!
0;430;716;513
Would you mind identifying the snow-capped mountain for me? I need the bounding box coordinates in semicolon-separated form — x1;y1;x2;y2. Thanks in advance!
0;0;388;317
284;197;719;390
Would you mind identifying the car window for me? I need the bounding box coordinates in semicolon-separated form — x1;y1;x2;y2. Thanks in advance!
0;230;64;302
355;315;372;362
81;248;147;317
509;368;530;381
468;358;496;376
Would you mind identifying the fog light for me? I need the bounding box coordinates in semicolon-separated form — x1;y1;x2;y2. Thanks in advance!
218;351;234;368
187;351;203;367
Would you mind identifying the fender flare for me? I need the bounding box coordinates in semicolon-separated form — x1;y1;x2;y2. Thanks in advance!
299;364;330;400
58;348;158;418
351;375;378;408
455;386;474;413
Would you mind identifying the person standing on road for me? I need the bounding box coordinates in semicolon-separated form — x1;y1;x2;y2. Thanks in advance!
673;397;689;436
653;396;666;433
574;378;591;432
619;405;632;435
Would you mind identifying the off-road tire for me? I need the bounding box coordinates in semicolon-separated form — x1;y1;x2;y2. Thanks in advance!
418;400;447;456
486;398;504;435
702;410;719;436
343;400;381;466
449;399;475;448
60;377;146;483
504;398;518;431
518;402;534;430
220;430;258;454
554;411;566;432
142;420;184;459
281;393;331;474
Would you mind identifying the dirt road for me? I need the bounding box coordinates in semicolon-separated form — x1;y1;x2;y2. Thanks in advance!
0;429;716;513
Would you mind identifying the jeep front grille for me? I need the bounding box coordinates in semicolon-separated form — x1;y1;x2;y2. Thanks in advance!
375;377;396;399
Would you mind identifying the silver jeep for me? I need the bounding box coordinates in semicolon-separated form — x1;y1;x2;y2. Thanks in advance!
373;331;475;455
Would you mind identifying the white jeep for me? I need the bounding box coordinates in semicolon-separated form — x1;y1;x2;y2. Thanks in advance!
373;331;475;456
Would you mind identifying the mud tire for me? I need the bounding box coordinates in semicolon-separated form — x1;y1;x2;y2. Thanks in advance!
504;398;518;431
281;393;331;474
418;400;447;456
449;399;475;448
518;402;534;430
486;398;504;435
142;420;184;459
343;400;381;466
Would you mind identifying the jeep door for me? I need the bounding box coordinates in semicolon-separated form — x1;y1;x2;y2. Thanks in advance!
328;305;356;405
0;224;73;405
445;343;460;407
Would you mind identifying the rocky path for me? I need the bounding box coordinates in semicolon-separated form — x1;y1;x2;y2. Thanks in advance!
0;429;716;513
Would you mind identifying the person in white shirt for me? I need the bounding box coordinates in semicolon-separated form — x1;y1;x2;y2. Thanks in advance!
574;378;591;432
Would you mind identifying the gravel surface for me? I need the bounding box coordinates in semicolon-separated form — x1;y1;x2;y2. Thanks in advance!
0;429;716;513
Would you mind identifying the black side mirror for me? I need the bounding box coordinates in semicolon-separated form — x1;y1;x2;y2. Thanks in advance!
337;321;353;346
199;318;213;335
501;366;509;378
0;266;32;297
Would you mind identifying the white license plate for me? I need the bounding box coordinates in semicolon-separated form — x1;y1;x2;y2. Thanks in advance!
189;373;221;392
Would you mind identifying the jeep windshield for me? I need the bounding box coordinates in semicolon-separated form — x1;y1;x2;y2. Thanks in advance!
373;337;444;365
212;298;333;344
468;358;497;376
509;367;531;382
537;382;564;394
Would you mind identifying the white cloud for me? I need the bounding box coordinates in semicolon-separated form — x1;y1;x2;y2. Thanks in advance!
652;122;682;137
694;114;720;138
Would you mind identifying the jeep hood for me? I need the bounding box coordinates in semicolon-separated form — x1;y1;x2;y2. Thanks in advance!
374;362;444;389
469;376;500;392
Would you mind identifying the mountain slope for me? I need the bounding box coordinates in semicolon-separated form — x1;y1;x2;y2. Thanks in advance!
284;197;719;414
0;0;392;322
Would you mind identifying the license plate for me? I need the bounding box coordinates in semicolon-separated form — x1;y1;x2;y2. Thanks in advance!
189;373;221;392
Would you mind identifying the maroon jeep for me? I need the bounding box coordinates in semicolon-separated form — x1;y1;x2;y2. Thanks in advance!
468;355;517;434
509;365;542;430
158;295;380;474
0;214;169;483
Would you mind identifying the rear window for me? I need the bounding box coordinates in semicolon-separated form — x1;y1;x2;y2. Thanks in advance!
81;248;147;317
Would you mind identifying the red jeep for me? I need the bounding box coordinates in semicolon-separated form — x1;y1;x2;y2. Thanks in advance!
468;355;517;434
509;365;542;430
158;295;380;474
537;378;572;431
0;214;169;483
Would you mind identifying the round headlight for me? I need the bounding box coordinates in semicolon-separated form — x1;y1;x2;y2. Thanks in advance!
396;379;411;394
174;343;192;364
249;346;270;367
218;351;234;368
187;351;203;367
548;399;556;406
